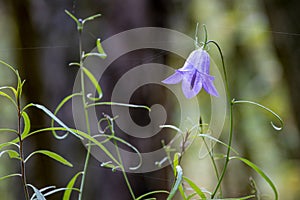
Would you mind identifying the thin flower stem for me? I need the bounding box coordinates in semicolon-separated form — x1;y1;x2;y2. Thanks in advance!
199;117;222;196
106;115;136;199
203;25;208;50
114;143;136;199
207;40;233;198
17;98;30;200
78;31;92;200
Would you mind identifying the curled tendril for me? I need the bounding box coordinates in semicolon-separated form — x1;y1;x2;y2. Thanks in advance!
93;114;142;171
232;99;283;131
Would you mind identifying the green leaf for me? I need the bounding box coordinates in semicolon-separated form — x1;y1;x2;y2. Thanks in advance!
21;127;122;169
183;176;206;199
0;59;18;77
186;193;197;200
21;111;31;138
0;141;19;151
167;165;183;200
29;103;83;140
82;67;103;101
230;156;278;200
27;184;46;200
87;101;151;111
83;13;102;23
25;150;73;167
221;195;255;200
198;133;239;155
64;10;82;32
17;79;25;100
96;38;107;59
68;62;80;67
0;86;17;98
178;185;187;200
173;152;180;175
83;52;107;59
0;173;21;181
65;10;78;23
0;149;20;159
0;91;17;108
45;188;80;198
63;171;83;200
0;128;18;135
135;190;169;200
51;93;82;139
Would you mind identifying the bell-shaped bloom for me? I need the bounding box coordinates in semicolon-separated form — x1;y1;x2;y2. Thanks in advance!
162;48;219;99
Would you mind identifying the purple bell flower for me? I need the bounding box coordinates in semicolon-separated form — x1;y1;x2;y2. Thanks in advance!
162;48;219;99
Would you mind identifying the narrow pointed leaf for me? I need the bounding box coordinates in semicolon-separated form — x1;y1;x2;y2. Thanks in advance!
82;67;103;101
43;187;80;198
83;14;101;23
173;152;180;175
0;173;21;181
83;52;107;59
51;93;81;139
0;91;17;108
230;156;278;200
167;166;183;200
63;171;83;200
87;101;150;111
198;133;238;155
221;195;255;200
21;111;31;138
29;104;83;139
0;60;18;74
183;176;206;199
64;10;80;27
28;184;46;200
0;86;17;98
25;150;73;167
0;141;19;151
135;190;169;200
0;128;18;135
96;38;107;58
0;149;20;159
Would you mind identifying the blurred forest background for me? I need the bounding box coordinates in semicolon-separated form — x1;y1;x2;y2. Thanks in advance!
0;0;299;199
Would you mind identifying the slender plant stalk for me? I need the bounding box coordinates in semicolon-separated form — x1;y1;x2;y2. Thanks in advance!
17;97;30;200
78;31;93;200
201;134;222;196
114;143;136;199
207;40;234;198
106;116;136;199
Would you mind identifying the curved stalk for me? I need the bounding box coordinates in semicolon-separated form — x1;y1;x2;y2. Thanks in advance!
207;40;233;198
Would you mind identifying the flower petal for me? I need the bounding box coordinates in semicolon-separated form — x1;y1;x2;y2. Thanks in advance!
200;50;210;74
193;49;210;74
202;76;219;97
181;70;202;99
162;71;183;84
178;62;194;72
